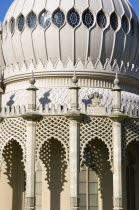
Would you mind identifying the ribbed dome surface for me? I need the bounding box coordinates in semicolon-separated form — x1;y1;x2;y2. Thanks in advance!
2;0;139;68
0;23;5;68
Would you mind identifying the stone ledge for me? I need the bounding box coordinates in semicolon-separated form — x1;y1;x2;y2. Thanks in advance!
21;112;43;121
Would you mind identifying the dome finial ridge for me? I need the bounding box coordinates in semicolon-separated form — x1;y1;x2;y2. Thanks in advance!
72;70;78;86
113;73;121;90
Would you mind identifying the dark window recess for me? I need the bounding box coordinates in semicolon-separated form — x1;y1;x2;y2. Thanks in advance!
10;17;15;34
18;14;25;32
110;13;118;31
97;11;107;28
122;15;129;33
67;9;80;28
83;9;94;28
27;12;37;29
53;10;65;28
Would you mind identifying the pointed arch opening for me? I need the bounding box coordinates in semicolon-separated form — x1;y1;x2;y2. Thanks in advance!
38;137;69;210
0;139;25;210
80;138;113;210
124;141;139;210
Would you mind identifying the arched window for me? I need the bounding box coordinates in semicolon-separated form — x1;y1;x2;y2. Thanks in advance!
53;10;65;28
110;12;118;31
27;12;37;29
80;147;99;209
10;17;15;34
67;9;80;28
17;14;25;32
39;10;51;29
83;9;94;28
97;11;107;28
122;15;129;33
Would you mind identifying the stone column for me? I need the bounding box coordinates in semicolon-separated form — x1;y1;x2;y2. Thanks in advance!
22;73;42;210
69;118;80;210
110;74;125;210
25;120;36;210
112;119;123;210
65;73;84;210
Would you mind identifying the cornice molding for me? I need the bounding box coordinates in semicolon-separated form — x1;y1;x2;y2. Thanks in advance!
2;58;139;82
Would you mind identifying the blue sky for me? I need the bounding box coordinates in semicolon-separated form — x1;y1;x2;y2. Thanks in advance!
0;0;139;21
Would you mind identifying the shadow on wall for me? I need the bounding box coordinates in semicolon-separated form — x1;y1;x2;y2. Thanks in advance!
3;140;25;210
6;94;15;106
40;138;67;210
39;91;51;107
82;98;92;105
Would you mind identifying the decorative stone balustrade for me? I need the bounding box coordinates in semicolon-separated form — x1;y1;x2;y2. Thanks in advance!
1;103;139;118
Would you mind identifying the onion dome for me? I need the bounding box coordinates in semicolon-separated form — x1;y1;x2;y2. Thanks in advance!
2;0;139;69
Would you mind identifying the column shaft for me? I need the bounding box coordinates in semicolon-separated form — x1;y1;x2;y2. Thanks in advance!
70;119;80;210
113;120;123;210
25;120;36;210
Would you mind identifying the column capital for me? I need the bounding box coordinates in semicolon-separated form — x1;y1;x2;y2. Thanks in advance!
21;112;43;121
0;116;4;122
65;111;86;121
69;86;81;91
109;112;128;122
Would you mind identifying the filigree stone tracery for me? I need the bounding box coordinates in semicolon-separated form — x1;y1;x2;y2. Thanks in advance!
80;117;113;165
0;118;27;167
122;119;139;155
36;117;69;165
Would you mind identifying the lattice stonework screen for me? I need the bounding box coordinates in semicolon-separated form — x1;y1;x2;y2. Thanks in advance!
0;118;27;166
80;117;113;164
122;119;139;154
36;116;70;164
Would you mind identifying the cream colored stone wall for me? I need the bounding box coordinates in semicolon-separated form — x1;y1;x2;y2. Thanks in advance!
0;162;13;210
0;140;25;210
41;166;70;210
0;161;25;210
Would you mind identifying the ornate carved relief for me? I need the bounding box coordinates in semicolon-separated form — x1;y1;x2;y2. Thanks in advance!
0;118;27;167
2;88;139;117
36;117;69;166
80;117;113;166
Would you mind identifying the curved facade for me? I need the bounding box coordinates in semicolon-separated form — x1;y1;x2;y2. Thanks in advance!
0;0;139;210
